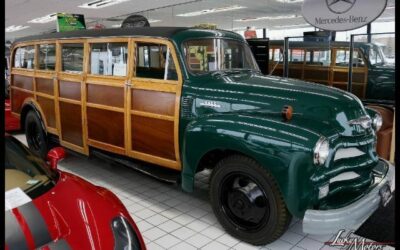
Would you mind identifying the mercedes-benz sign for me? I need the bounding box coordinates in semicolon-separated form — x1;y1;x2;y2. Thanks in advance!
302;0;387;31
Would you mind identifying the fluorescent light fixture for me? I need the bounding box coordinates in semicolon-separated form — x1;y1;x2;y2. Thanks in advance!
276;0;304;3
273;24;310;28
79;0;130;9
386;5;395;9
6;25;30;32
235;15;299;22
148;19;161;23
111;24;121;28
232;26;250;31
176;5;246;17
28;13;57;24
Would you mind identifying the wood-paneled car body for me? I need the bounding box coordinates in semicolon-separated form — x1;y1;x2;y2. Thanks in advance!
10;28;395;245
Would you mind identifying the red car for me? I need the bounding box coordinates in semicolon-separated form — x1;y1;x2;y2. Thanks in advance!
5;135;146;250
5;99;20;132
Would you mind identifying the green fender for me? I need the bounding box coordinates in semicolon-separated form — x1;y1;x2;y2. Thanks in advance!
181;112;322;217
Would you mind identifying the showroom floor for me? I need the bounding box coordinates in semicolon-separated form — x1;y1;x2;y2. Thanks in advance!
14;133;394;250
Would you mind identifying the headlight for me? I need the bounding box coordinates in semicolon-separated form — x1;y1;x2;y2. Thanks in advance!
111;216;141;250
372;113;383;131
313;137;330;166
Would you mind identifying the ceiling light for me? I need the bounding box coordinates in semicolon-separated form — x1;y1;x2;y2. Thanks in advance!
273;24;310;28
176;5;246;17
386;6;395;9
79;0;130;9
276;0;304;3
148;19;161;23
235;15;299;22
6;25;30;32
111;24;121;28
232;26;250;31
28;13;57;24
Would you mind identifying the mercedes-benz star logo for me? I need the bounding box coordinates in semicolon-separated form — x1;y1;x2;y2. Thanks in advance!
326;0;356;14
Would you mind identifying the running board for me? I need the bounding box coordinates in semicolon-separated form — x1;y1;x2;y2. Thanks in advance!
90;149;180;184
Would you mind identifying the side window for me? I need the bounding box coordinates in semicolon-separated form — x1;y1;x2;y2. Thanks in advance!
305;50;331;66
135;42;178;81
335;49;365;67
62;43;84;73
289;49;304;64
38;44;56;70
273;49;282;63
14;46;35;69
90;42;128;76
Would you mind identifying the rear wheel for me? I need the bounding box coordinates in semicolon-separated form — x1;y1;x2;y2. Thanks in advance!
209;155;291;245
25;110;48;159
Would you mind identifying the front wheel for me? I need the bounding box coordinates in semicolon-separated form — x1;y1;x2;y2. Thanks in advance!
25;110;48;159
209;155;291;245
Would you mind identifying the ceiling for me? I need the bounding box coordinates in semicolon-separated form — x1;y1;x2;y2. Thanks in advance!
5;0;395;41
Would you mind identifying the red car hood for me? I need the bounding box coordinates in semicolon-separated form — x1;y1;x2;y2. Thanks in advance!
5;171;144;250
5;99;20;132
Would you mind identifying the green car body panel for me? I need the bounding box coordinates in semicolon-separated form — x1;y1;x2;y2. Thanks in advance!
167;29;382;218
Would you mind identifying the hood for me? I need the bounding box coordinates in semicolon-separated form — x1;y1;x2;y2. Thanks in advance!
189;72;370;137
5;172;135;250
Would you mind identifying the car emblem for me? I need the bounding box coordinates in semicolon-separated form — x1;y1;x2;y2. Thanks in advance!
348;116;372;131
326;0;356;14
200;101;221;108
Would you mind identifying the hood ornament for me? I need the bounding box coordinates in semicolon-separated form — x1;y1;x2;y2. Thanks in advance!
348;116;372;130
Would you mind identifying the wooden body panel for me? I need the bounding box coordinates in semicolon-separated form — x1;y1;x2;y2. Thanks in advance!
36;78;54;95
36;96;56;128
10;89;33;113
10;37;183;170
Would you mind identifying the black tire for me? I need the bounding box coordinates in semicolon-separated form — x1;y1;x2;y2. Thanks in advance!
210;155;291;245
25;110;48;159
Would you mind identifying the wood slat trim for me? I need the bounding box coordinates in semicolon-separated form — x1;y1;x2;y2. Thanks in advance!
60;141;85;154
88;38;130;43
36;92;54;99
11;69;35;76
86;102;124;112
82;41;90;155
132;82;177;93
47;127;58;135
58;97;81;105
10;86;34;94
58;39;86;44
88;139;126;155
130;150;180;170
35;70;55;77
130;110;174;121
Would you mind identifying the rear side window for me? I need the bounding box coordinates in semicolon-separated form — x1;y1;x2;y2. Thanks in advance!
289;49;305;63
135;42;178;81
62;43;84;73
38;44;56;70
14;46;35;69
305;50;331;66
335;49;365;67
90;42;128;76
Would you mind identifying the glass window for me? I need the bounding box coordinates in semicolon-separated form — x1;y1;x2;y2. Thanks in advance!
184;39;258;74
289;49;304;63
335;49;365;67
5;136;57;198
90;42;128;76
305;50;331;66
14;46;35;69
273;49;282;63
62;43;84;73
368;47;383;66
135;43;178;81
38;44;56;70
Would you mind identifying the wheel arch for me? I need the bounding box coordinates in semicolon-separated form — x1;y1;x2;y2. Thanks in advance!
20;98;48;135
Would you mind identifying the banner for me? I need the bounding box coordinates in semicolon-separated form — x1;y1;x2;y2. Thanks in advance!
302;0;387;31
57;13;86;32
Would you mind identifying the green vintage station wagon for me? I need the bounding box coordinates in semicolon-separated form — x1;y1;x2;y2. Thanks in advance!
11;27;395;245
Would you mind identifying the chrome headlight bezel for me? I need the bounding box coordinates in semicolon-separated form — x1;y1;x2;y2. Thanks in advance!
313;137;330;166
372;113;383;131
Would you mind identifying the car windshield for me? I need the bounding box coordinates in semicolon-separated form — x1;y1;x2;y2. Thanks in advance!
183;38;259;74
367;45;386;66
5;136;58;199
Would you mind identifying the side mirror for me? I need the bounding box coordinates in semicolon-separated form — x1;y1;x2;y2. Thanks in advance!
46;147;66;170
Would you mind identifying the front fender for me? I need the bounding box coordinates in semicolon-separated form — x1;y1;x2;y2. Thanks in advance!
181;113;321;217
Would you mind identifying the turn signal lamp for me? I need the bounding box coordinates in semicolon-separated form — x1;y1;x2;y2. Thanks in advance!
281;105;293;121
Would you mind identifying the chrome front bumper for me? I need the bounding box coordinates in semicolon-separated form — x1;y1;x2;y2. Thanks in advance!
303;160;395;235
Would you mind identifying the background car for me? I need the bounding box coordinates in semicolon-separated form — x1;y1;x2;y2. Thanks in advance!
5;134;146;250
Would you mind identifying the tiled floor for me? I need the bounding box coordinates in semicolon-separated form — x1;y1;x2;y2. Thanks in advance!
14;134;395;250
